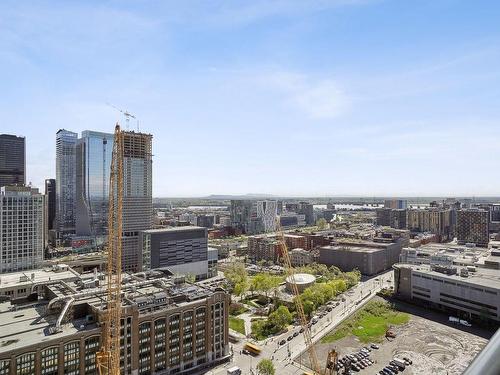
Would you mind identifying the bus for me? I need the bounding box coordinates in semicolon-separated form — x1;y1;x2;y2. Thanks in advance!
244;342;262;355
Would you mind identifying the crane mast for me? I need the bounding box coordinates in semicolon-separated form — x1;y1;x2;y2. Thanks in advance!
275;219;322;374
96;124;124;375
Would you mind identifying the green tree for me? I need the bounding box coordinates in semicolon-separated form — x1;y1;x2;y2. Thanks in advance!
224;262;248;290
316;218;328;230
233;280;248;301
257;359;275;375
268;306;292;330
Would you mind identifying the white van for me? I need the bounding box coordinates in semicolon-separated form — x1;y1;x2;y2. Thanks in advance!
227;366;242;375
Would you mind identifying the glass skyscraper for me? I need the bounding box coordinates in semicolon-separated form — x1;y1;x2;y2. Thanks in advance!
56;129;78;236
75;131;114;239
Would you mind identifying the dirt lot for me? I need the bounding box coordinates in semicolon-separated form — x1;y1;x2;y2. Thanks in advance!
298;299;494;374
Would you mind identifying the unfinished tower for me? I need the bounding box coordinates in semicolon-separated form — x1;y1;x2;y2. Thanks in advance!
121;131;153;272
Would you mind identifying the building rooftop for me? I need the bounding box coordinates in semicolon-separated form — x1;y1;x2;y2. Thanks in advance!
142;226;206;234
320;244;385;253
396;263;500;290
0;270;224;354
286;273;316;285
0;265;79;290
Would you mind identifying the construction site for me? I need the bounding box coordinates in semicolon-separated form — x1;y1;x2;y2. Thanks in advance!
298;299;491;375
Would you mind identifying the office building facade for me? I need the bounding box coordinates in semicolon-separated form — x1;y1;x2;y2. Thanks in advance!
56;129;78;236
75;131;113;238
457;209;489;247
0;186;45;273
141;227;211;280
0;134;25;187
122;131;153;272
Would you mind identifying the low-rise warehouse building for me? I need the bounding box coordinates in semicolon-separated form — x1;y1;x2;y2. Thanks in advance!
394;263;500;323
319;238;403;275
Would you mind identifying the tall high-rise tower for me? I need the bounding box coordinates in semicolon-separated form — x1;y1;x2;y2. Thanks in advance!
75;131;114;239
0;134;25;187
56;129;78;237
121;131;153;272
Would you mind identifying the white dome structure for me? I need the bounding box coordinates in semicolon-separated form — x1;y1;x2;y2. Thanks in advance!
285;273;316;293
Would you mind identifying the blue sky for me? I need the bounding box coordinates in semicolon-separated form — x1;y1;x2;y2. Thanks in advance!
1;0;500;197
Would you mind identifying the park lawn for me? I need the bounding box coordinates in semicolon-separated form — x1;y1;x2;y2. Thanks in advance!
230;305;249;316
321;300;409;344
229;317;246;335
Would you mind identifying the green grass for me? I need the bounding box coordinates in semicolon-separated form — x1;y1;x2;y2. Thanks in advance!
321;300;409;344
230;305;249;316
229;317;246;335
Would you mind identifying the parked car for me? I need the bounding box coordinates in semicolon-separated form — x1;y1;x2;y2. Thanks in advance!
402;356;412;365
279;339;286;345
287;336;293;341
371;343;380;349
293;331;299;337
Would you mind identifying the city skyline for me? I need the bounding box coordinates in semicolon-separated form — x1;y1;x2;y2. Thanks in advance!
1;1;500;196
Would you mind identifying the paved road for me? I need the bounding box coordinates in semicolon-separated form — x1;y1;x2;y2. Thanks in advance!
207;270;394;375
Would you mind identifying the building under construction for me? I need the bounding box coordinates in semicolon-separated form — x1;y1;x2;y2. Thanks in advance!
121;131;153;272
0;270;230;375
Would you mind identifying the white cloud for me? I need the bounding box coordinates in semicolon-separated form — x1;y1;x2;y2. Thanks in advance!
266;71;350;119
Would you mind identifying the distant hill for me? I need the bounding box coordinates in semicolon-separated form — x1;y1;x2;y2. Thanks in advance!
202;193;277;200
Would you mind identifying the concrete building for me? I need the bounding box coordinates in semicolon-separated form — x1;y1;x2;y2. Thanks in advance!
56;129;78;237
75;131;113;239
407;208;454;241
394;263;500;323
0;271;230;374
290;248;313;267
0;264;81;299
0;134;25;187
319;237;405;275
45;179;56;231
121;131;153;272
280;212;306;228
196;215;215;228
457;209;489;247
0;186;45;274
141;227;214;280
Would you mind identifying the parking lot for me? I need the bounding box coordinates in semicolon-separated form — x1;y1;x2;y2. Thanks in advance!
299;300;492;375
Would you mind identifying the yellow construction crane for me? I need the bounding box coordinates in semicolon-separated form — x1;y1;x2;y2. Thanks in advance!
96;124;124;375
275;219;323;374
276;219;339;375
